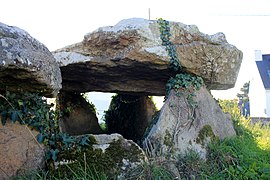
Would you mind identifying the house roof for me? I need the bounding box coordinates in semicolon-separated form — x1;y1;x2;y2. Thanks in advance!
256;54;270;90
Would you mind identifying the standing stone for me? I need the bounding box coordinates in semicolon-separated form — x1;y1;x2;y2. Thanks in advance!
143;85;236;158
0;121;45;179
59;92;102;135
0;22;61;97
54;18;242;95
105;94;156;143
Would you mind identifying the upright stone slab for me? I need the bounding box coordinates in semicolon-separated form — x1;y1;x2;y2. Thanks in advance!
0;121;45;179
59;92;102;135
143;85;236;158
105;94;156;142
54;18;242;95
0;22;61;97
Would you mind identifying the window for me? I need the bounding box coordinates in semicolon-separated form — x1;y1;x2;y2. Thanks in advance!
268;70;270;77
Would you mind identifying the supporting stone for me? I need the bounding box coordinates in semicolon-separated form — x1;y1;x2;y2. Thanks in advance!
105;94;156;143
59;92;102;135
0;121;45;179
143;85;236;158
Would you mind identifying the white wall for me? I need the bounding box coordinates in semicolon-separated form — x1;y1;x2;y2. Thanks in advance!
249;65;267;117
266;90;270;117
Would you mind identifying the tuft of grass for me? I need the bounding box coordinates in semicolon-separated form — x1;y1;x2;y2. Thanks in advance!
14;163;109;180
124;158;176;179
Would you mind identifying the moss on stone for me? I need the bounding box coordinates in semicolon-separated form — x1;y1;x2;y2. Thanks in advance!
164;130;173;147
49;137;144;179
195;125;217;146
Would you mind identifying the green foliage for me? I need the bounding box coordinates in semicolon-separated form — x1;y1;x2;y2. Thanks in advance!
237;81;250;100
81;92;98;115
125;158;175;179
177;150;207;179
166;73;203;96
157;18;181;72
219;99;270;150
0;91;93;162
175;99;270;179
157;18;203;110
13;163;108;180
195;125;217;146
104;94;144;142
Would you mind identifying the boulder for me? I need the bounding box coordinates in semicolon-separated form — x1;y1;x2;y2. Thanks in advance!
54;18;242;95
143;85;236;158
0;121;45;179
59;92;102;135
0;22;61;97
105;94;156;143
53;133;146;179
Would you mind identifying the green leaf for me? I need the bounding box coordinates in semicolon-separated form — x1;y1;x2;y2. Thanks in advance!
18;99;23;107
45;112;49;120
80;136;90;146
1;111;7;125
37;133;45;143
11;111;19;123
50;149;59;161
62;134;74;147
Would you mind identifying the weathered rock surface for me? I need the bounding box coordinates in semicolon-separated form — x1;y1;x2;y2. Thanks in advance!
143;85;236;158
0;22;61;97
105;94;156;142
59;92;102;135
55;133;146;179
0;121;45;179
54;18;242;95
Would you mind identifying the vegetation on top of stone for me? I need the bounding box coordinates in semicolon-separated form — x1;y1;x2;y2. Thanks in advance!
15;98;270;179
157;18;182;72
157;18;203;104
0;91;94;162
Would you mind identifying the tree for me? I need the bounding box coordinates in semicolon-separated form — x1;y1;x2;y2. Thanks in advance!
237;82;250;118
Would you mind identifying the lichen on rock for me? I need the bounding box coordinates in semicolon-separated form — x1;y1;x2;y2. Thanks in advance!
50;134;146;179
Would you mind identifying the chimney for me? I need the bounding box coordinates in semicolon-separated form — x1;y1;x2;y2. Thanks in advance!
255;50;262;61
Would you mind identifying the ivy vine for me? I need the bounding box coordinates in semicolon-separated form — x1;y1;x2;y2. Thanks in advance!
0;92;93;162
157;18;182;72
157;18;204;108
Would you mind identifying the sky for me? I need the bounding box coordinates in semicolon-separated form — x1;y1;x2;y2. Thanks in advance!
1;0;270;115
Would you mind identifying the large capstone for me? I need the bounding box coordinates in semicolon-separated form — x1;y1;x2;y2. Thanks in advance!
0;22;61;97
54;18;242;95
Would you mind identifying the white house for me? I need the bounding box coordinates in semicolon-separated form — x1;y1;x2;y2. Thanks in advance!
249;51;270;117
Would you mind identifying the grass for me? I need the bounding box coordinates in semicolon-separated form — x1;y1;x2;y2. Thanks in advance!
176;99;270;179
15;99;270;179
13;163;108;180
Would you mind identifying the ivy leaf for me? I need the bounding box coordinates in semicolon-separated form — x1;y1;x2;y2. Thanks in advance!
50;149;59;161
45;112;49;121
11;111;19;123
62;134;74;147
1;111;7;125
18;99;23;107
49;140;55;146
79;136;90;146
37;133;45;143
